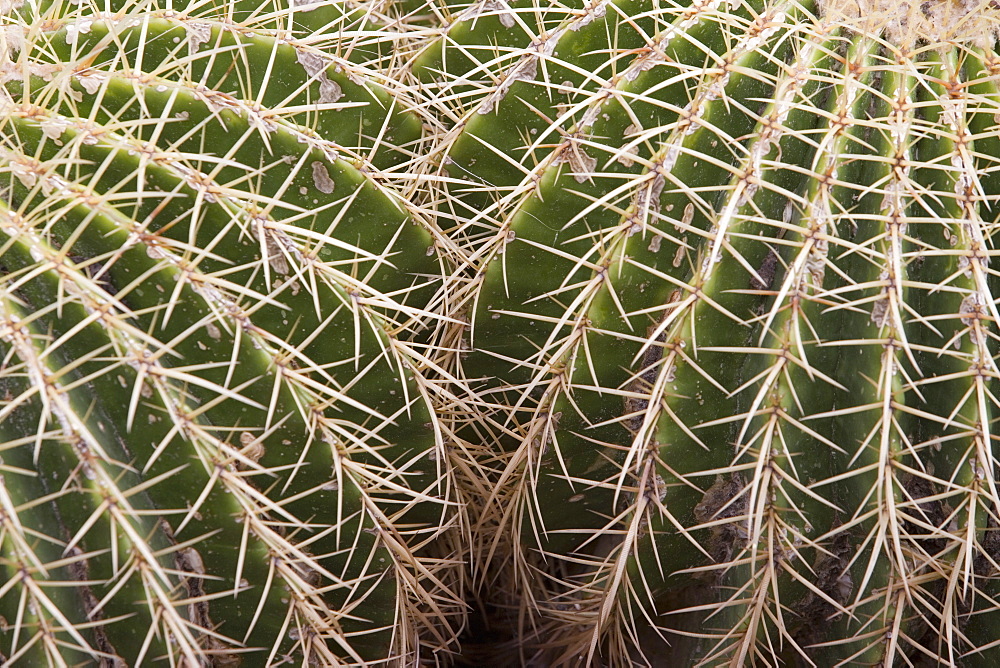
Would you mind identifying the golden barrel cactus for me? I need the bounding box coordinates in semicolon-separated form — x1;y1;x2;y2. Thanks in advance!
2;0;1000;665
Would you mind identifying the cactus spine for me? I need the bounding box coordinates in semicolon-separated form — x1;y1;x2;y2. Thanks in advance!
3;0;1000;665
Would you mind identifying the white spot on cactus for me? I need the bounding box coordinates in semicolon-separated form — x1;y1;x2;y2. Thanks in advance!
617;144;638;167
318;75;343;104
662;143;680;172
672;244;685;268
704;71;731;102
635;173;665;219
880;181;906;216
742;11;785;52
10;160;37;188
870;276;891;328
311;161;335;194
186;22;211;55
615;124;642;166
255;224;290;276
205;322;221;340
478;34;557;114
960;292;984;335
570;1;608;31
783;200;795;225
648;235;662;253
63;18;93;45
239;432;265;465
680;202;695;229
624;48;661;82
297;49;330;79
479;57;536;114
956;170;974;200
736;179;758;207
565;145;596;183
0;0;26;14
76;72;104;95
664;363;676;383
40;118;69;140
579;104;604;131
0;23;24;62
180;547;205;576
460;0;516;27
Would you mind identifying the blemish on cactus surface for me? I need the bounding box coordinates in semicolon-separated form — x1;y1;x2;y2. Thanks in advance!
310;161;335;194
186;21;211;54
318;76;343;104
693;475;750;569
461;0;517;28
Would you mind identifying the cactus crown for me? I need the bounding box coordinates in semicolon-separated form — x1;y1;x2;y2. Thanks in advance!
820;0;999;43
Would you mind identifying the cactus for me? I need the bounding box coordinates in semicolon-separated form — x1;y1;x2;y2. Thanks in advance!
428;0;1000;665
0;0;466;664
5;0;1000;665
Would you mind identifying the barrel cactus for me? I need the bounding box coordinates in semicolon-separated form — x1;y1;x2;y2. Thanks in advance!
0;0;466;664
425;0;1000;665
4;0;1000;665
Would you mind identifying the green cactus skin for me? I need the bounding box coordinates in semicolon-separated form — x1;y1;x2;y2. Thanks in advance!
6;0;1000;665
0;0;464;665
427;0;1000;664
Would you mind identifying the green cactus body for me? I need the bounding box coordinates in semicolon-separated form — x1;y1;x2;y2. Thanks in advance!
5;0;1000;665
0;0;461;664
435;0;1000;664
